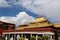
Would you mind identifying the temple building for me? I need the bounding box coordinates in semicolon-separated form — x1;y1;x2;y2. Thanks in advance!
1;17;59;40
53;23;60;40
0;21;15;40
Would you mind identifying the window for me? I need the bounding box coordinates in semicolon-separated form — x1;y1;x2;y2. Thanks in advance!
3;25;8;30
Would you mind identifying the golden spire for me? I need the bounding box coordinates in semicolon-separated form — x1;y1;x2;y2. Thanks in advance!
34;16;47;23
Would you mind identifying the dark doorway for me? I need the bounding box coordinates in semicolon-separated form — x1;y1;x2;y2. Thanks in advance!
23;34;30;40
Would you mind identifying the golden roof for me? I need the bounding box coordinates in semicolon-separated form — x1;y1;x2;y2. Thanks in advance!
54;23;60;28
16;17;52;30
16;24;52;30
15;27;25;30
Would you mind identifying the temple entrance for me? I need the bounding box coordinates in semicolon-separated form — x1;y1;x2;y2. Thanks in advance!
2;31;55;40
23;34;30;40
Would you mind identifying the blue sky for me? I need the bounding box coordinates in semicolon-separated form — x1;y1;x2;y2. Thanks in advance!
0;7;18;16
0;6;37;17
0;0;60;27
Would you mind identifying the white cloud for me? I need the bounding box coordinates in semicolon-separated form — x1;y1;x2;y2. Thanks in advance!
0;0;60;22
0;12;35;27
0;0;11;7
13;0;60;22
